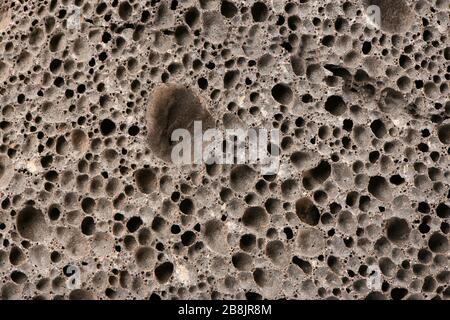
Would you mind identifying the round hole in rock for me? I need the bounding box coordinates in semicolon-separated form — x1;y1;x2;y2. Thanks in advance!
202;219;228;253
245;291;262;300
16;206;48;241
223;70;240;89
126;216;143;233
134;168;157;194
428;232;449;253
295;197;320;226
253;268;269;287
146;85;214;162
69;289;95;300
11;270;27;284
181;230;196;246
230;165;257;192
47;204;61;220
239;233;256;252
118;1;133;21
231;252;253;271
265;240;287;265
271;83;293;105
386;217;410;244
378;257;396;276
325;95;347;116
251;2;268;22
185;7;200;26
154;262;174;283
436;203;450;219
70;129;88;153
242;206;269;231
179;198;194;215
81;216;95;236
437;124;450;144
221;0;237;18
368;176;392;201
81;197;95;213
135;246;155;270
9;246;25;265
100;119;116;136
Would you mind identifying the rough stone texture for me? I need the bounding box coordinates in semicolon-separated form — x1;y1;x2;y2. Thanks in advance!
0;0;449;300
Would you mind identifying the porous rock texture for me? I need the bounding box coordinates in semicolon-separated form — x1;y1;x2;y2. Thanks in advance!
0;0;449;300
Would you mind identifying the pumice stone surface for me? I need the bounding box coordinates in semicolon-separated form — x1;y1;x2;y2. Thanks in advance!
0;0;449;300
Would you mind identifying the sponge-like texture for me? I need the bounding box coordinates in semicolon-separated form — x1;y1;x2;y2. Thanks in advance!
0;0;449;300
